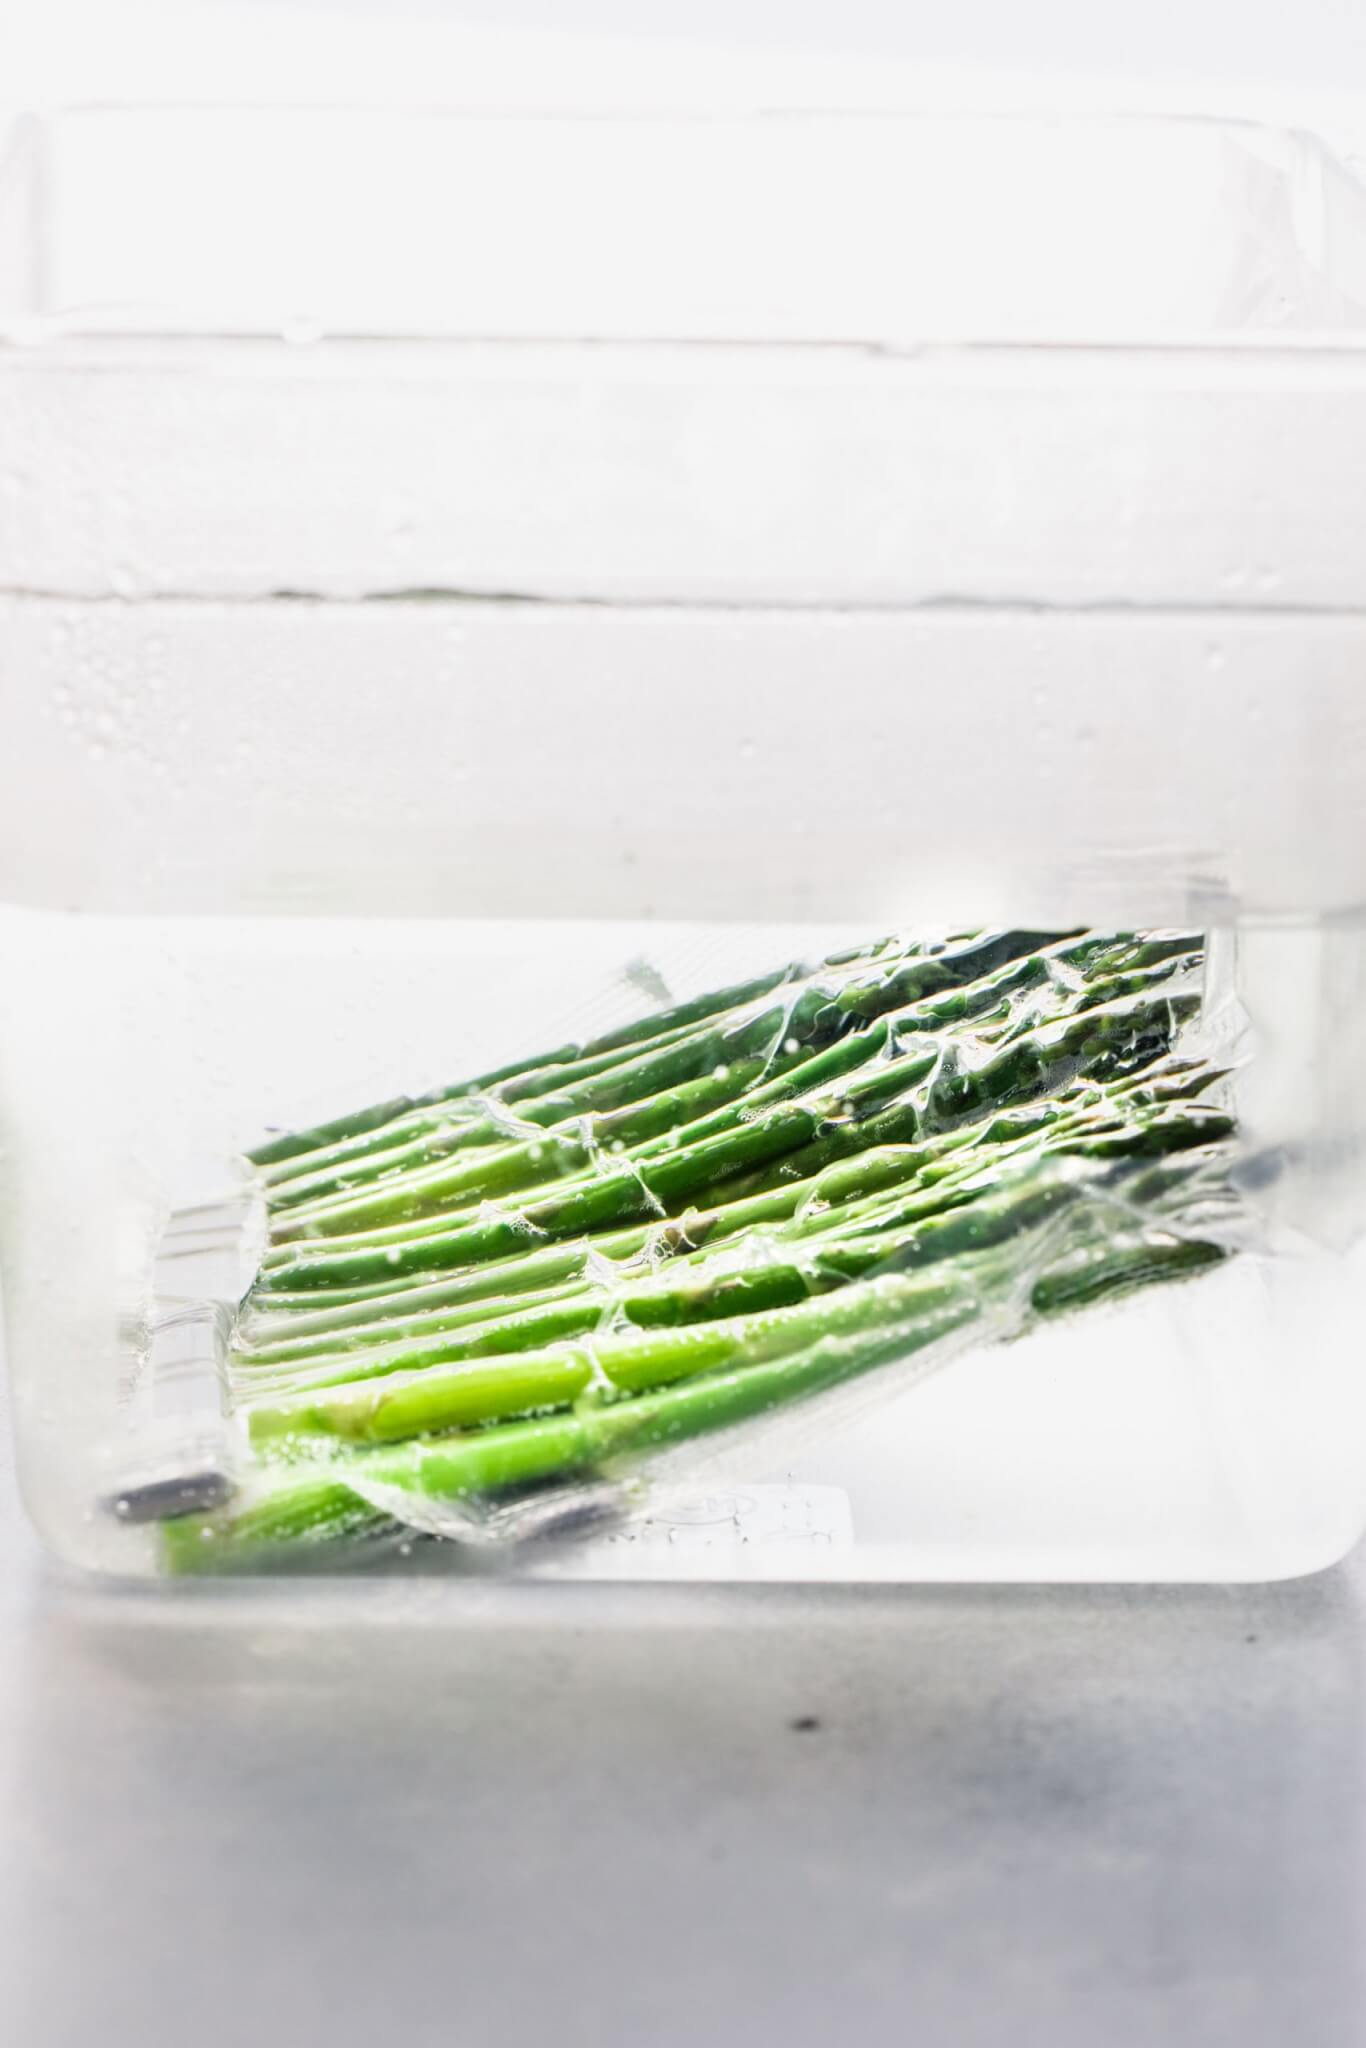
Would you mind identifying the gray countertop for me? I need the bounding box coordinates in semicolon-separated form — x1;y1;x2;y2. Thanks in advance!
1;1401;1363;2048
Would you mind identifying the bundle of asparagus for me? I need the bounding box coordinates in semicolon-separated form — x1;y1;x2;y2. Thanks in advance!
161;928;1239;1572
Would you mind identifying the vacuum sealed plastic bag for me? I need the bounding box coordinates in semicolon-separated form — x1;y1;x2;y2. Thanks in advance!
103;925;1246;1572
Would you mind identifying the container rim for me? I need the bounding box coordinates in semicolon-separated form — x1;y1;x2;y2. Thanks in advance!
5;102;1366;359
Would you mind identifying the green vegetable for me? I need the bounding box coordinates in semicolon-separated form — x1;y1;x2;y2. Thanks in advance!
161;926;1238;1572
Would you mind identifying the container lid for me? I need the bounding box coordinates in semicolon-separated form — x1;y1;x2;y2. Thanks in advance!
6;111;1366;612
5;107;1366;345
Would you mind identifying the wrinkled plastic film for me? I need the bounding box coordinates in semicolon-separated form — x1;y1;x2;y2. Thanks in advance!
111;923;1295;1573
103;1169;265;1525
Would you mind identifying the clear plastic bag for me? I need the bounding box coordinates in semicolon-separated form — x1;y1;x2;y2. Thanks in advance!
94;925;1270;1575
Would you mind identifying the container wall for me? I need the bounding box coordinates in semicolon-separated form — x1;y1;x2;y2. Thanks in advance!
0;597;1363;1579
2;111;1365;1581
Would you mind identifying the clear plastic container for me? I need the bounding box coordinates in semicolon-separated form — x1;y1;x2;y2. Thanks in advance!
1;107;1364;1580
